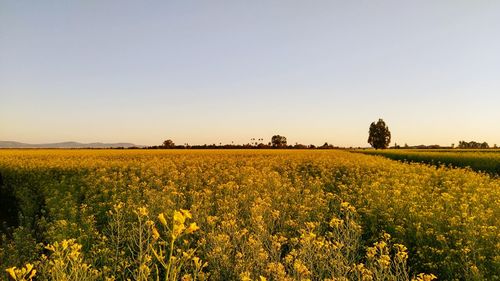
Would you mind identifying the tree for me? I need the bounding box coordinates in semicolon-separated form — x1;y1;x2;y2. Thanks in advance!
271;135;287;148
162;139;175;148
368;119;391;149
458;140;489;149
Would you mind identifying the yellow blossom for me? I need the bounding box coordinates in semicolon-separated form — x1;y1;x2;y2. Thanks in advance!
152;226;160;240
6;267;17;280
158;213;168;226
186;222;199;234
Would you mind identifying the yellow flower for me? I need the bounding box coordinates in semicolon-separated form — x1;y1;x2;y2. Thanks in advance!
329;217;344;228
340;202;350;209
383;232;391;241
61;240;69;250
172;221;186;238
28;269;36;279
158;213;167;226
340;201;356;212
173;211;186;225
25;264;33;273
240;272;252;281
137;207;148;217
180;209;192;219
193;257;201;268
293;260;310;277
152;226;160;240
186;222;199;234
378;254;391;268
366;247;377;259
412;273;437;281
5;267;17;280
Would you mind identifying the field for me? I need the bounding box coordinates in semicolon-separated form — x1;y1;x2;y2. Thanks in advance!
0;150;498;281
358;149;500;175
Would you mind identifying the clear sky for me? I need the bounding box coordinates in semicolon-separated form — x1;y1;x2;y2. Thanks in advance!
1;1;499;147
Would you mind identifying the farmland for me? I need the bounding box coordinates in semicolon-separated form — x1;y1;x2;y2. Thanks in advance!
358;149;500;175
0;150;498;280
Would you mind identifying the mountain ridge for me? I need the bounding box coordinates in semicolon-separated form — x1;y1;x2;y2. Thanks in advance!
0;141;142;148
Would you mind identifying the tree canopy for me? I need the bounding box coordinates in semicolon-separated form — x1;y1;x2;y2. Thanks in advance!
162;139;175;148
368;119;391;149
271;135;287;148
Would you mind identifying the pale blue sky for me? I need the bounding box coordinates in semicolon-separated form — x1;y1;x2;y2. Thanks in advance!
1;0;499;146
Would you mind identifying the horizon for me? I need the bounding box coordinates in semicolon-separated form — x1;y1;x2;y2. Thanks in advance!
1;1;499;147
0;138;496;149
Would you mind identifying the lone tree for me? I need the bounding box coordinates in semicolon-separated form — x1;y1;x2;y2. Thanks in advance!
271;135;287;148
368;119;391;149
162;139;175;148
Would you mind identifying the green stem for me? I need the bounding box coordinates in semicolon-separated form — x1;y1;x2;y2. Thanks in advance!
165;234;175;280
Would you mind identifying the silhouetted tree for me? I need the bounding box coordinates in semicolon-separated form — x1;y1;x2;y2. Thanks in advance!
320;142;334;149
162;139;175;148
271;135;287;148
293;143;308;149
368;119;391;149
458;140;489;149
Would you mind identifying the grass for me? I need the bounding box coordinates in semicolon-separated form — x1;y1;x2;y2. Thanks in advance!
357;149;500;175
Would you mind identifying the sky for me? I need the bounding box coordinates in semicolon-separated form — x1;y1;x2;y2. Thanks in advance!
1;0;499;147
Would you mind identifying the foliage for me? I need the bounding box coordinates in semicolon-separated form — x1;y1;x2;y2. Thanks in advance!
368;119;391;149
271;135;287;148
162;140;176;149
457;141;489;149
0;149;498;280
5;263;36;281
4;207;203;281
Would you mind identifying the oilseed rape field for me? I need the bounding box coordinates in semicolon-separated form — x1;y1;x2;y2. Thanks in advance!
0;150;498;281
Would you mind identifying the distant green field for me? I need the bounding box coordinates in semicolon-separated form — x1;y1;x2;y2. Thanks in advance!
358;149;500;175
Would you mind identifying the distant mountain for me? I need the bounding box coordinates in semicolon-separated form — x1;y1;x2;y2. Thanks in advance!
0;141;142;148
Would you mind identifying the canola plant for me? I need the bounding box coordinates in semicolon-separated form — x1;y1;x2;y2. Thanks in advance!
0;150;498;280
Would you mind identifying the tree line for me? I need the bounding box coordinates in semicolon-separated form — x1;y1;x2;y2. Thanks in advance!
457;141;492;149
146;136;342;150
139;119;495;150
